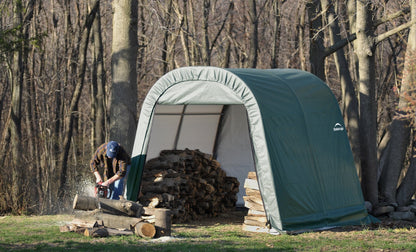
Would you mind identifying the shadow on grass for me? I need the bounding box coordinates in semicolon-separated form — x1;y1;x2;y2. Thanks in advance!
0;238;296;252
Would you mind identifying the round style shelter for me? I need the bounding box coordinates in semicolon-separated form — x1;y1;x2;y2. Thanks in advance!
126;66;374;232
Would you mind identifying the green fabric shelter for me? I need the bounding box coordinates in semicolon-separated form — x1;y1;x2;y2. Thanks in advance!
126;66;374;232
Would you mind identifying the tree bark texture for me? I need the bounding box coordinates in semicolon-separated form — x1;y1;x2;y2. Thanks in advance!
306;0;325;80
90;0;106;148
270;0;282;69
391;0;416;206
110;0;138;153
355;0;378;205
247;0;258;68
10;1;24;212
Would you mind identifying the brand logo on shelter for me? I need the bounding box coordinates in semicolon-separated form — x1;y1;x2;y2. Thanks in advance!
333;123;345;132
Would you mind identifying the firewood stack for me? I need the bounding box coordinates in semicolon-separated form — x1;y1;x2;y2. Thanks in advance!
242;172;269;233
139;149;240;222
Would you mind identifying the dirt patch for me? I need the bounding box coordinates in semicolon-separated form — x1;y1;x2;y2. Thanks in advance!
172;208;247;234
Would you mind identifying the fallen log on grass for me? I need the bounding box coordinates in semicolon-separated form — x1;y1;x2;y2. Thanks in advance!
74;210;142;229
59;219;104;234
73;210;156;238
73;194;144;217
84;227;135;237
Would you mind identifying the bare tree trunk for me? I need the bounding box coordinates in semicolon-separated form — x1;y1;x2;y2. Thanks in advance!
397;135;416;206
298;3;306;71
247;0;258;68
138;0;147;75
176;0;191;66
306;0;325;80
91;0;106;148
355;0;378;206
270;0;282;69
221;1;234;68
201;0;210;66
10;0;25;213
161;0;174;74
392;0;416;206
347;0;359;88
378;118;411;204
110;0;138;153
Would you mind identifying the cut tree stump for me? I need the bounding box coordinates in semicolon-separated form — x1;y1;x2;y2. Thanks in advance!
154;208;172;237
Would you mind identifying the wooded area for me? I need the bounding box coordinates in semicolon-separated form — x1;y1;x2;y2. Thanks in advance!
1;0;416;217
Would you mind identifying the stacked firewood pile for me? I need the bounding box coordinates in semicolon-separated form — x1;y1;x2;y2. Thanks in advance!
242;172;269;233
139;149;240;222
60;194;169;238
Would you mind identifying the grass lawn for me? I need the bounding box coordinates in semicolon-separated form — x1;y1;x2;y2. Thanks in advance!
1;210;416;251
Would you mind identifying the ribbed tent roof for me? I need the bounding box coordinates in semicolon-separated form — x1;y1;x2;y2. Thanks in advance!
126;66;374;232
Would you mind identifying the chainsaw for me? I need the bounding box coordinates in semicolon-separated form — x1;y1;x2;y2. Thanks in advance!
94;182;112;199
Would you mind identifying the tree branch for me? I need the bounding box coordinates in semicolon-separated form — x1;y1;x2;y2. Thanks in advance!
323;33;356;57
375;18;416;45
209;1;233;53
374;7;410;28
322;5;411;57
323;15;415;57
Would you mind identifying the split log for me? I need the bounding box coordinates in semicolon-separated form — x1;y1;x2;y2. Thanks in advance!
73;194;144;217
245;188;262;197
247;209;266;217
247;171;257;180
243;172;269;233
244;178;259;191
243;215;268;227
243;196;265;212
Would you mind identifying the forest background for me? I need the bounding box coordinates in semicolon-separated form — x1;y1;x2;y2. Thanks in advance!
1;0;416;217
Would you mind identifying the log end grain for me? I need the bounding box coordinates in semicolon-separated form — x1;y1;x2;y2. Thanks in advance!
134;222;156;238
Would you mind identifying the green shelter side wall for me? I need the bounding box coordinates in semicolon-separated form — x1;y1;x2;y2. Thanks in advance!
126;154;147;200
228;69;369;230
